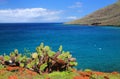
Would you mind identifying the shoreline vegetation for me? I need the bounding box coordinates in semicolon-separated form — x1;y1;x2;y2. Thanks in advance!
0;43;120;79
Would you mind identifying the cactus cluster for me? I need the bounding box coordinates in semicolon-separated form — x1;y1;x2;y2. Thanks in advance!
0;43;77;74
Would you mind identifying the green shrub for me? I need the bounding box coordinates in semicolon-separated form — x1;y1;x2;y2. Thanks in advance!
0;42;78;74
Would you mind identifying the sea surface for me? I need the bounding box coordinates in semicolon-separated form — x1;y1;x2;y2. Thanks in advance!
0;23;120;72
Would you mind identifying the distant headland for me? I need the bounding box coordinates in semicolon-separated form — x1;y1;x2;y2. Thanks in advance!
65;1;120;26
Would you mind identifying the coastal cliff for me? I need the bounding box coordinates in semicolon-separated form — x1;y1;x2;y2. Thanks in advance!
66;1;120;26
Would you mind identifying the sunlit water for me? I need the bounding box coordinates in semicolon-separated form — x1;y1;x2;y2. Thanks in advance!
0;23;120;72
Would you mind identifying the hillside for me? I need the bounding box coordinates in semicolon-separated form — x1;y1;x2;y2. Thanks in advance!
66;1;120;26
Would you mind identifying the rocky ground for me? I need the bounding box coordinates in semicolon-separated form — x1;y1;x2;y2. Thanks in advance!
0;66;120;79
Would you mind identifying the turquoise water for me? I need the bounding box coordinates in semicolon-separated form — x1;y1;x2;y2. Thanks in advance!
0;23;120;72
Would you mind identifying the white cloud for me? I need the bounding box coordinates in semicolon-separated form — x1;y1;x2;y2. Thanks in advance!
69;2;82;8
0;8;63;23
66;16;77;20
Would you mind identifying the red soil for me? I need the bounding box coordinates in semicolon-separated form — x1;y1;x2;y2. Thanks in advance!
74;76;89;79
8;75;18;79
0;66;119;79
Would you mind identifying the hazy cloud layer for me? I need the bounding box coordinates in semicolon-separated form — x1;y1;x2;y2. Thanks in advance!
0;8;63;23
66;16;77;20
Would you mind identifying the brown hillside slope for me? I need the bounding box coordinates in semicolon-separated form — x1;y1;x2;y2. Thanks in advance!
66;2;120;26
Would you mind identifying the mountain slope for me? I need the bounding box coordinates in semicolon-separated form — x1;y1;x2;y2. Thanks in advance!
66;2;120;26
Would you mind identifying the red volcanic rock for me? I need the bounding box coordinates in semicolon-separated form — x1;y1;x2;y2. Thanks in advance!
8;75;18;79
74;76;89;79
79;71;92;77
6;66;19;71
6;66;37;76
93;71;104;75
112;71;119;74
0;56;4;61
25;69;37;76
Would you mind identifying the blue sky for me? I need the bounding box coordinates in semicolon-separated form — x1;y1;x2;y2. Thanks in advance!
0;0;117;23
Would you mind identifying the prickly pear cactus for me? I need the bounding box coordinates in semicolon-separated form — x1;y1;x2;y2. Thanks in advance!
0;42;78;74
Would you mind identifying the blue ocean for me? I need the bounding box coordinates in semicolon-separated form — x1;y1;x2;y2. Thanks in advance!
0;23;120;72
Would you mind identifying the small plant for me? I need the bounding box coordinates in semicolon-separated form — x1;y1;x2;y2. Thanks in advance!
84;69;92;72
4;55;10;61
0;64;4;69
